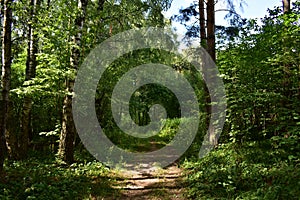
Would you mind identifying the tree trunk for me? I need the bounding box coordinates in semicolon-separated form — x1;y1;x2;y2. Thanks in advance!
19;0;40;159
0;0;12;173
206;0;215;62
282;0;291;13
204;0;217;146
58;0;88;164
199;0;207;48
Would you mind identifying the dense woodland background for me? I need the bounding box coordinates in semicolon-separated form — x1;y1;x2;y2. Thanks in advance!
0;0;299;199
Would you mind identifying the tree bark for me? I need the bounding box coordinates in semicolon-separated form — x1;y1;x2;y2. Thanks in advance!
0;0;12;173
282;0;291;14
206;0;215;62
199;0;207;48
204;0;217;146
58;0;88;164
20;0;40;159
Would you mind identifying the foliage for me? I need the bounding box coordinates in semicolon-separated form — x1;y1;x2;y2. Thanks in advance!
2;0;174;158
217;3;300;143
94;47;206;155
183;2;300;199
172;0;247;42
0;152;118;200
183;141;300;199
1;0;300;199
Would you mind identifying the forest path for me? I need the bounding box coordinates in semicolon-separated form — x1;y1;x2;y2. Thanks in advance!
107;164;187;200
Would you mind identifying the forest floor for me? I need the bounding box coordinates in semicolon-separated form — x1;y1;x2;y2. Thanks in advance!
1;141;189;199
90;140;188;199
0;156;188;200
105;164;186;200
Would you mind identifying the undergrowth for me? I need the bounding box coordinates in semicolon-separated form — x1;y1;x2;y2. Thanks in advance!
0;151;119;200
182;139;300;199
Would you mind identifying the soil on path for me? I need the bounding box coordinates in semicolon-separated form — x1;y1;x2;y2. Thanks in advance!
107;164;187;200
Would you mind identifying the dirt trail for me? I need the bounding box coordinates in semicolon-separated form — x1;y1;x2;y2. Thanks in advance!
110;164;186;200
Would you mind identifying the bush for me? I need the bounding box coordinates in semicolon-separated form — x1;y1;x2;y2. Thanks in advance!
183;141;300;199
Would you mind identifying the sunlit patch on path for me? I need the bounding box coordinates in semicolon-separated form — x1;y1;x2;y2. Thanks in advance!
111;164;186;200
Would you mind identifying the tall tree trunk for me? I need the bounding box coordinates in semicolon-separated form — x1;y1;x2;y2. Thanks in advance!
204;0;217;146
206;0;215;62
282;0;291;13
199;0;207;48
58;0;88;164
0;0;12;174
19;0;40;159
